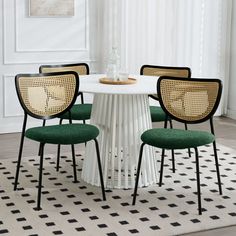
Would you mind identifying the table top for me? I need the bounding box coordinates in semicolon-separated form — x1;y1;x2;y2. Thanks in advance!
79;74;159;95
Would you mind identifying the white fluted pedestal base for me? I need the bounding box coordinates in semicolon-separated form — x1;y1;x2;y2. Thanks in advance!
81;94;158;189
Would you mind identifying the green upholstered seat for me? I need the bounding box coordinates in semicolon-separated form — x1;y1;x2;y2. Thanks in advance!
26;124;99;145
141;128;215;149
58;104;92;120
150;106;167;122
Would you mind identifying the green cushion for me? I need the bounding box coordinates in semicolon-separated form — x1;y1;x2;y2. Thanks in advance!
150;106;167;122
59;104;92;120
141;128;215;149
25;124;99;145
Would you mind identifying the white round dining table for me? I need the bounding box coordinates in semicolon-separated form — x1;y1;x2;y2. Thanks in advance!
80;74;159;189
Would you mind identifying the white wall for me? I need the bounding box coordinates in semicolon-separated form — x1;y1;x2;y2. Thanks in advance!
228;1;236;119
0;0;97;133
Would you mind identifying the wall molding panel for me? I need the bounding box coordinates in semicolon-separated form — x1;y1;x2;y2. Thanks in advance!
0;0;97;133
3;75;23;118
3;0;90;64
15;0;88;53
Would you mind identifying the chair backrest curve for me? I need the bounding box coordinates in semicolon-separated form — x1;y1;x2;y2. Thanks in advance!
157;76;222;124
39;63;89;75
141;65;191;78
141;65;191;100
15;71;79;120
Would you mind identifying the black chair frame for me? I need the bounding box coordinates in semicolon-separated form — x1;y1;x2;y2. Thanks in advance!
14;71;105;210
132;77;223;215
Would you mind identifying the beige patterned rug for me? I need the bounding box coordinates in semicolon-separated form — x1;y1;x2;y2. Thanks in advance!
0;144;236;236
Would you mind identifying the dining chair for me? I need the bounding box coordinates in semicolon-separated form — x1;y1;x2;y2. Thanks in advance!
132;76;223;215
39;63;91;123
39;63;92;171
14;71;106;210
141;65;192;172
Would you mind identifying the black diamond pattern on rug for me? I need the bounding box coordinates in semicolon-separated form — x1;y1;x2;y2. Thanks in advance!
0;144;235;235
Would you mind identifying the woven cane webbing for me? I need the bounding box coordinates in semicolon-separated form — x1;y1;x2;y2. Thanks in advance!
159;79;220;122
142;67;190;78
40;64;88;75
142;66;190;100
17;74;77;117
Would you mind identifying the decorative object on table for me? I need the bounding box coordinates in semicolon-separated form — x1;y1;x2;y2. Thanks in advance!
132;76;223;215
39;63;92;171
29;0;74;17
118;72;129;81
99;77;136;85
106;46;120;81
14;71;106;210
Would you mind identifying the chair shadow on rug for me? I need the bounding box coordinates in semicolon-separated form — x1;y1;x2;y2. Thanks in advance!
13;71;106;210
132;76;223;215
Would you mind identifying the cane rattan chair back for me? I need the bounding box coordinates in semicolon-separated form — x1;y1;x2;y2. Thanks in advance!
39;63;89;76
15;72;78;119
158;77;222;124
141;65;190;78
141;65;191;100
39;63;90;109
39;63;88;103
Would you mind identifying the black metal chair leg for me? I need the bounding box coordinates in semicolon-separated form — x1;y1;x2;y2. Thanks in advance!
81;92;84;104
210;117;222;195
38;120;46;156
132;143;145;205
171;149;175;173
38;145;42;157
14;138;24;190
56;145;61;171
37;143;45;211
71;144;78;183
79;92;86;125
194;147;202;215
184;123;191;157
213;141;222;195
56;118;63;171
14;115;27;191
159;149;165;187
187;148;191;157
94;139;106;201
168;120;176;173
79;95;87;126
